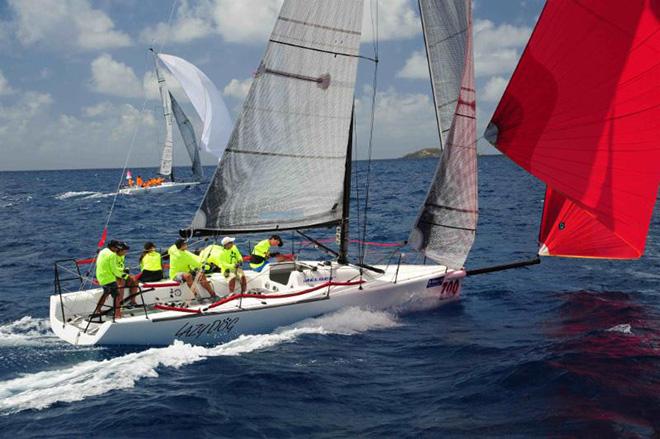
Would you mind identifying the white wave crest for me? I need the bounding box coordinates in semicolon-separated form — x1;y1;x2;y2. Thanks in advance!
0;308;397;414
55;191;97;200
82;192;116;199
606;323;632;334
0;316;60;347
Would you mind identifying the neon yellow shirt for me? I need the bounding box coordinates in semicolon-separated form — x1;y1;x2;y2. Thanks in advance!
96;248;123;286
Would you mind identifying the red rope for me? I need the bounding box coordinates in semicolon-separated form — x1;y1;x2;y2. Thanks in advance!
154;304;201;314
206;280;365;310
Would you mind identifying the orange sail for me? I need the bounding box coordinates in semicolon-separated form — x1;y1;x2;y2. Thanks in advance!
486;0;660;259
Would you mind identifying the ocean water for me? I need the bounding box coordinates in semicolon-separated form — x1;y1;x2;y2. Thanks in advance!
0;156;658;437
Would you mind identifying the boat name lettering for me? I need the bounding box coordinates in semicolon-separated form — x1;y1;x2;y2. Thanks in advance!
304;276;331;283
174;317;240;339
426;277;444;288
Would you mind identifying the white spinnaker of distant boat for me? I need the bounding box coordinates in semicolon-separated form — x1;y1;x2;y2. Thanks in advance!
158;53;232;160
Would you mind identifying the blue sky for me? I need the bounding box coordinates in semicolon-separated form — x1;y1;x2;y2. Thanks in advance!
0;0;544;171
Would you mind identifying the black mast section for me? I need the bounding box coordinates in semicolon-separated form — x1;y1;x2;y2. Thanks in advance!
338;108;354;264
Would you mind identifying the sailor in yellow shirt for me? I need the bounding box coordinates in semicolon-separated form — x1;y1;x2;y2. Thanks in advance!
249;235;283;272
218;236;247;294
199;243;224;273
169;238;216;299
139;242;163;282
93;240;135;320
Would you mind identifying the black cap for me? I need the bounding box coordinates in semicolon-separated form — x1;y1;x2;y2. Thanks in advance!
108;239;120;249
116;241;129;251
270;234;283;247
175;238;187;249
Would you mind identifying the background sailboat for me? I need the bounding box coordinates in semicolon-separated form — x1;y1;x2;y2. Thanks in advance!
119;52;232;195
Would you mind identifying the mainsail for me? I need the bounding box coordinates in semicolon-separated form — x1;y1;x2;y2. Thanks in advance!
486;0;660;259
155;59;174;179
191;0;364;235
170;92;204;182
158;53;232;160
408;0;478;269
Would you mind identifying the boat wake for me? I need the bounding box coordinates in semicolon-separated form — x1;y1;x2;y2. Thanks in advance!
0;308;398;415
0;316;61;347
55;191;116;200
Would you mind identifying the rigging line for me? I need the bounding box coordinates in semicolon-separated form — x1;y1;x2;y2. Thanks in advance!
360;0;379;265
82;0;179;291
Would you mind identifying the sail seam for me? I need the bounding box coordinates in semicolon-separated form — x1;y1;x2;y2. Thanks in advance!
277;15;361;36
225;148;344;160
418;219;476;232
269;39;372;61
424;202;478;213
428;28;468;49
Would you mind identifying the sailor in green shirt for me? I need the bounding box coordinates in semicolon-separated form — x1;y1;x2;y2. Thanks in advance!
199;243;224;273
93;240;136;320
219;236;247;294
249;234;283;272
139;241;163;282
169;238;217;299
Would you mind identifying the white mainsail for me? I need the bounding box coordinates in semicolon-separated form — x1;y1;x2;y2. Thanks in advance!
170;92;204;182
408;0;478;269
191;0;364;235
155;60;174;179
157;53;231;160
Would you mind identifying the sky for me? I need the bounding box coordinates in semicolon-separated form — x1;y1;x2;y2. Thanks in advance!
0;0;545;171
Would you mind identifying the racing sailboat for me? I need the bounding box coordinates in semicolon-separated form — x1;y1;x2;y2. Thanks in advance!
119;52;232;195
49;0;659;346
51;0;476;345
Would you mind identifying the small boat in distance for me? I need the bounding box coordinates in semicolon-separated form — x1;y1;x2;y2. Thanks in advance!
119;51;232;195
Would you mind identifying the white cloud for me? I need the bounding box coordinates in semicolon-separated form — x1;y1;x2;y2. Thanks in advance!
139;0;215;45
140;0;419;47
0;69;15;95
0;90;163;170
8;0;131;51
90;54;143;98
361;0;421;43
356;87;437;159
474;19;531;78
209;0;283;44
223;78;252;100
480;76;508;103
396;50;428;79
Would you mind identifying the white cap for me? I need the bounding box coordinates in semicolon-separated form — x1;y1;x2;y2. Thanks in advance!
221;236;235;246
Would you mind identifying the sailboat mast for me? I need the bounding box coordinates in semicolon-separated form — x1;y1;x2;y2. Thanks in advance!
338;108;354;265
418;0;445;151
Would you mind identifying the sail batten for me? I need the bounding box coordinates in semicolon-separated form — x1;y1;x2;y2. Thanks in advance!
192;0;364;235
487;0;660;259
408;0;478;269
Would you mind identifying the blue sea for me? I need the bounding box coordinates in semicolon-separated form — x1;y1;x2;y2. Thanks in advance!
0;156;658;437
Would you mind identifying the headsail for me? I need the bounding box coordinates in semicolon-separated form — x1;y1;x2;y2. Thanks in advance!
170;92;204;182
155;59;174;179
408;0;478;269
157;53;232;160
486;0;660;259
191;0;364;235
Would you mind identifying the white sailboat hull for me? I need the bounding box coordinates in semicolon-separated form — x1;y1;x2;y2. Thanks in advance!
118;181;200;195
50;262;464;346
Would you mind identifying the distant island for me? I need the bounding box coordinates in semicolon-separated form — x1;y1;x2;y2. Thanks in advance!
402;148;441;159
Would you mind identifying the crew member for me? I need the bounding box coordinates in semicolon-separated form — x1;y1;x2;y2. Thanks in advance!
218;236;247;294
93;240;131;319
199;242;224;273
249;234;283;272
136;176;144;187
169;238;217;299
139;242;163;282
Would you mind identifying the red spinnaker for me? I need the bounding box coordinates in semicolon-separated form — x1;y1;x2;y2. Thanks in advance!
487;0;660;259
